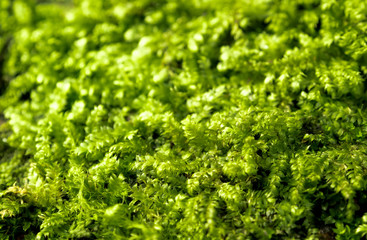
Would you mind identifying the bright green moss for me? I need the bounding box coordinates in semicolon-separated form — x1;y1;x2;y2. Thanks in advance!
1;0;367;239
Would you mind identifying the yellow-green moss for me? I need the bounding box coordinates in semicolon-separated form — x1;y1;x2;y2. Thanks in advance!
1;0;367;239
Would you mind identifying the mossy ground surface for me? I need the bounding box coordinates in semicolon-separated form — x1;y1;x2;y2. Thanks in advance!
1;0;367;239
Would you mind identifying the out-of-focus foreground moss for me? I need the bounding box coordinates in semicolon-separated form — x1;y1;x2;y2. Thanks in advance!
1;0;367;239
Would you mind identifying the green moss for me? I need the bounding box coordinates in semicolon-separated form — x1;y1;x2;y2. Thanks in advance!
1;0;367;239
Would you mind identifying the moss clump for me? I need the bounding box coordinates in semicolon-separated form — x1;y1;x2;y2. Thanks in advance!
1;0;367;239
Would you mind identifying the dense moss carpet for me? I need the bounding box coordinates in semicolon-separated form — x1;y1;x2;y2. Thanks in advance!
1;0;367;239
